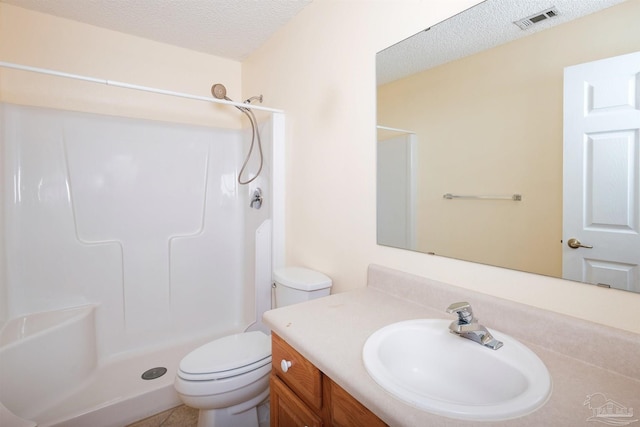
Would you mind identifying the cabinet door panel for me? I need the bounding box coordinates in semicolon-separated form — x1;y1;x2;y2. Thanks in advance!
271;375;322;427
329;378;387;427
272;333;323;410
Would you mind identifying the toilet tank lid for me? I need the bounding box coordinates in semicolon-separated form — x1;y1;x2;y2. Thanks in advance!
274;267;332;291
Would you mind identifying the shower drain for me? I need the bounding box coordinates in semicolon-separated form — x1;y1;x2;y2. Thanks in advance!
141;367;167;380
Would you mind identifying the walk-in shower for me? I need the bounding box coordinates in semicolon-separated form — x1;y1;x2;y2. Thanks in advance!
0;62;285;427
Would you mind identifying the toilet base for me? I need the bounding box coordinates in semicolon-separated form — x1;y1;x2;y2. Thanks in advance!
195;389;269;427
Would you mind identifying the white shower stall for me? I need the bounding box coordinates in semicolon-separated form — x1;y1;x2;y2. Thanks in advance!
0;100;284;426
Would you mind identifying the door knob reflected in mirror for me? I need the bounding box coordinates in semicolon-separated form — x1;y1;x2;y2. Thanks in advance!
567;238;593;249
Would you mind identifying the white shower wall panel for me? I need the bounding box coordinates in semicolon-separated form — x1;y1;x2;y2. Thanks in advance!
3;104;249;358
242;119;273;331
0;104;7;326
4;106;122;317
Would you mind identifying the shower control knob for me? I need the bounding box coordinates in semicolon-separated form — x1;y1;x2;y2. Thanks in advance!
281;359;292;373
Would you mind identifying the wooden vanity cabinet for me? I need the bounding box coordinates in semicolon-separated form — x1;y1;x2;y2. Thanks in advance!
270;333;387;427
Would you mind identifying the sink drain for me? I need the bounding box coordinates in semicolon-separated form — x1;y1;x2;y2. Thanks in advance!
141;367;167;380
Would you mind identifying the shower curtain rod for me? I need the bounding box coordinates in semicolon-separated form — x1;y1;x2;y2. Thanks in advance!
0;61;283;113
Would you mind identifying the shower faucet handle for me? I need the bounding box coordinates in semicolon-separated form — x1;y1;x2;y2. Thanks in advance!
250;188;263;209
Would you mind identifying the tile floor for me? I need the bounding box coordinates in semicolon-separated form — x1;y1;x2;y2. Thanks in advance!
126;405;198;427
127;401;270;427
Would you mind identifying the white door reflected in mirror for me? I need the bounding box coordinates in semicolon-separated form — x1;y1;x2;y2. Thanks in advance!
563;51;640;293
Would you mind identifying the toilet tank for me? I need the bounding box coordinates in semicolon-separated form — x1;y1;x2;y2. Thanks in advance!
273;267;332;308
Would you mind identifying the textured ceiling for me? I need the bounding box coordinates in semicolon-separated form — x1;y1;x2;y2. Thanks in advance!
3;0;629;73
377;0;629;85
1;0;312;61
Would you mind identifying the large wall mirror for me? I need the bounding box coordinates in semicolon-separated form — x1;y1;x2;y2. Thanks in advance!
376;0;640;292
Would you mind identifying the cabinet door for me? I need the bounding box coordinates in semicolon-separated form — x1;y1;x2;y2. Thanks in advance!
271;375;323;427
329;378;387;427
272;333;323;410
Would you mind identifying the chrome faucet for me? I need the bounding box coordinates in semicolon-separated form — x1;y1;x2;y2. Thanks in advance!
446;302;503;350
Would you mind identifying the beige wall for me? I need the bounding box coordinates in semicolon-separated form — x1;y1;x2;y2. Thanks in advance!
378;0;640;278
243;0;640;334
1;1;639;334
0;3;242;129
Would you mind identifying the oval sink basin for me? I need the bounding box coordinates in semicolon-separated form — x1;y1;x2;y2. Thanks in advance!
363;319;551;421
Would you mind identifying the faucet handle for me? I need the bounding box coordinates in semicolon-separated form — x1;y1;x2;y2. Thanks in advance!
446;301;475;324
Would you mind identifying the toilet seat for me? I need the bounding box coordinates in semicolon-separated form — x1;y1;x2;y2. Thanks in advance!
178;331;271;381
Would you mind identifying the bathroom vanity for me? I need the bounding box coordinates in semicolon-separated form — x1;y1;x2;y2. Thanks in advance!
264;265;640;426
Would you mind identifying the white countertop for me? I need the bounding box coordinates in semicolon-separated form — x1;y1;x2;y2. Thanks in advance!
263;266;640;427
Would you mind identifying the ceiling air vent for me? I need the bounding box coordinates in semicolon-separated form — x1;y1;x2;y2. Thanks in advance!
513;7;559;30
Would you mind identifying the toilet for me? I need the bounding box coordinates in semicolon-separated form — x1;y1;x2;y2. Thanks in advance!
174;267;332;427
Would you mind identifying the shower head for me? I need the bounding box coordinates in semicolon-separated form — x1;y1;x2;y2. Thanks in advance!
210;82;264;185
212;83;263;106
211;83;230;101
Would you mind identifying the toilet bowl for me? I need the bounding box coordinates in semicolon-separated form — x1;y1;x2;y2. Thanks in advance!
175;331;271;427
175;267;332;427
